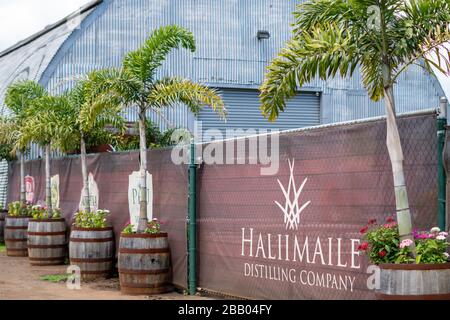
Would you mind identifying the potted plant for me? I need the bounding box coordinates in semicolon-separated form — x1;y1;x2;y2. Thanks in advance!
69;209;114;281
0;137;15;244
119;218;172;295
4;201;33;257
359;218;450;299
27;205;66;265
43;76;125;281
88;24;225;295
20;94;71;266
0;81;46;257
1;81;46;207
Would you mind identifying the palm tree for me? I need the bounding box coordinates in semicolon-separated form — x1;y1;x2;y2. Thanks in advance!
260;0;450;251
19;95;70;215
1;80;46;205
51;77;125;213
88;25;226;232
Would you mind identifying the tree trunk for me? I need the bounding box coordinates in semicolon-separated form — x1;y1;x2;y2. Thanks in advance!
45;144;53;215
80;133;91;213
19;150;25;205
383;85;416;253
137;106;148;233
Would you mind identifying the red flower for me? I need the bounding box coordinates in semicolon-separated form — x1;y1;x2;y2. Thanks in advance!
378;250;387;258
358;242;369;251
359;226;369;234
386;216;395;223
383;222;398;229
368;219;377;225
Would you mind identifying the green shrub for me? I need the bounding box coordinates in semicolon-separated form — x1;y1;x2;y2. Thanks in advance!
73;209;109;228
8;201;32;216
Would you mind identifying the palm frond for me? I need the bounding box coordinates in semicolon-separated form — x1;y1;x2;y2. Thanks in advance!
123;25;195;83
148;77;227;119
260;24;359;121
4;80;47;116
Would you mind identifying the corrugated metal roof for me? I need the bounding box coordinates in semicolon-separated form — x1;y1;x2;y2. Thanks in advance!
0;0;447;156
0;1;100;116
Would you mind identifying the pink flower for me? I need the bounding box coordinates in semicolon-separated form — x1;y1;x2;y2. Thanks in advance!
368;219;377;225
383;222;398;229
438;232;448;237
399;239;413;248
436;235;446;241
386;216;395;223
378;250;387;258
417;233;428;239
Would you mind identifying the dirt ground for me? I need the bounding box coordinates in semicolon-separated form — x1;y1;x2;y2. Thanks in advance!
0;250;212;300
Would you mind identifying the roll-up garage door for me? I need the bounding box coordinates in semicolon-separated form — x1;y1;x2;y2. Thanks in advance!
198;88;320;141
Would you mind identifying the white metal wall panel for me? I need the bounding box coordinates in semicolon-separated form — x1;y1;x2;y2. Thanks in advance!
198;88;320;141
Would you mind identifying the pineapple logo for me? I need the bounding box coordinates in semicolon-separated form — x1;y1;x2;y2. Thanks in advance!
275;159;311;230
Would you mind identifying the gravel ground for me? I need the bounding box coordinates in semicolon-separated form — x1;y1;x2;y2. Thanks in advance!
0;249;212;300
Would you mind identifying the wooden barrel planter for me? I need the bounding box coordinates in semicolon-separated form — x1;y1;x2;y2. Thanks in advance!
69;227;114;281
377;263;450;300
4;215;32;257
118;233;172;295
0;209;6;243
27;218;67;266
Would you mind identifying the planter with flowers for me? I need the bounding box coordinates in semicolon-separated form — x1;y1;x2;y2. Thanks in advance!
69;209;114;281
4;201;33;257
359;217;450;300
118;218;172;295
27;205;67;265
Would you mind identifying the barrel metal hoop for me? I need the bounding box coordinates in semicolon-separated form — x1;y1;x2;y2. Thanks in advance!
6;216;32;219
119;282;171;289
5;238;27;242
29;257;65;261
6;248;27;251
28;231;67;236
80;270;112;274
70;258;114;263
28;244;67;248
71;227;114;231
118;248;169;254
120;232;168;238
5;226;28;230
118;268;170;275
69;237;114;243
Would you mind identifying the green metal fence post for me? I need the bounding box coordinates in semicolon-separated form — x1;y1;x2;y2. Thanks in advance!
188;139;197;295
437;97;447;231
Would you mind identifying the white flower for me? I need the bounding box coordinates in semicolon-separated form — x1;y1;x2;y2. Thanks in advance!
444;252;449;258
438;232;448;237
430;227;441;234
436;235;446;241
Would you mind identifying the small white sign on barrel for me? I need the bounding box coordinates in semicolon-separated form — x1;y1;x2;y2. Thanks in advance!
128;171;153;230
78;173;99;212
51;174;60;209
25;175;35;203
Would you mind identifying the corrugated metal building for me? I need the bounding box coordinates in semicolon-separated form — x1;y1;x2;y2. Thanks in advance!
0;0;447;152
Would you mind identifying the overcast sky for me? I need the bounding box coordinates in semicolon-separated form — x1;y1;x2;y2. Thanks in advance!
0;0;90;51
